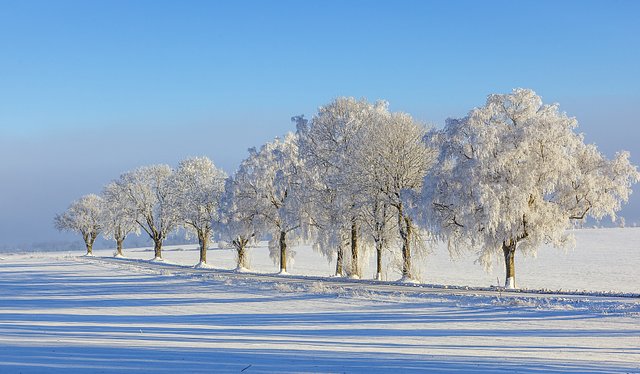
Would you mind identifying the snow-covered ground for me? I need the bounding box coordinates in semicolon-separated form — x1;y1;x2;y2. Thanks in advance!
85;228;639;294
0;228;638;373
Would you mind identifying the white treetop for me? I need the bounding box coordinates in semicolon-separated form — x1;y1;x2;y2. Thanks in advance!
54;193;104;255
234;133;306;272
118;164;179;260
422;88;639;288
102;181;140;257
173;156;227;265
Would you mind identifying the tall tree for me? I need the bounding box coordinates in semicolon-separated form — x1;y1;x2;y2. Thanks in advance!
216;177;260;271
423;88;639;289
54;194;104;256
102;182;139;257
234;133;306;273
355;109;437;281
173;157;227;266
296;98;382;278
118;164;179;261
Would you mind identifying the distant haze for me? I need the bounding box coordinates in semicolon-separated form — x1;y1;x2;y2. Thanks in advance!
1;1;639;248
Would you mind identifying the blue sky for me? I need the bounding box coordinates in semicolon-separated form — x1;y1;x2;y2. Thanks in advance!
1;0;639;247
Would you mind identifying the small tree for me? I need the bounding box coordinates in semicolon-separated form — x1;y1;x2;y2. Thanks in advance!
102;181;139;257
423;88;639;289
54;194;104;255
118;164;179;261
173;157;227;267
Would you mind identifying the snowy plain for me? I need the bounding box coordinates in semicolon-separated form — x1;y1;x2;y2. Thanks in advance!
0;228;638;373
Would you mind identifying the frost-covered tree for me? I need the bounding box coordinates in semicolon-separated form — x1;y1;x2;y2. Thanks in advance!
359;195;396;280
118;164;179;260
54;194;104;255
296;98;382;278
234;133;306;273
355;110;437;280
102;181;139;257
216;177;260;271
173;157;227;266
423;88;639;289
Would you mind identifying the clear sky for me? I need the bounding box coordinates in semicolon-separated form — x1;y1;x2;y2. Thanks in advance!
1;0;639;248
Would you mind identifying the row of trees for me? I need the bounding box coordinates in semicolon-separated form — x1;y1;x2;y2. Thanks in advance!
55;89;639;288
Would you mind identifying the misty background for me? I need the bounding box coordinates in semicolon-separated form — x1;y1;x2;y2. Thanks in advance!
1;0;638;251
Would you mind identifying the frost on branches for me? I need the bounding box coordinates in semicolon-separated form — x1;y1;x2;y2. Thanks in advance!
296;98;383;278
117;164;180;261
423;88;640;289
173;157;227;266
354;107;438;281
233;133;307;273
54;194;104;255
216;177;260;271
102;182;140;257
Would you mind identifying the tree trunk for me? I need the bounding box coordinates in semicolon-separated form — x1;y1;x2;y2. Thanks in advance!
350;220;359;278
153;237;163;260
502;240;517;289
84;232;95;255
85;239;93;255
397;205;412;280
401;216;412;280
237;243;246;269
375;239;383;281
116;238;124;257
199;231;208;265
279;231;287;273
335;242;344;277
233;237;249;270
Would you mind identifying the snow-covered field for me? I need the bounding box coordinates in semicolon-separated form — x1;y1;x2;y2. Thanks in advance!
93;228;639;293
0;228;639;373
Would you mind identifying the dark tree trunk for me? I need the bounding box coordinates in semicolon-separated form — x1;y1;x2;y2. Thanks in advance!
84;232;96;255
397;205;412;280
279;231;287;273
401;216;412;280
116;238;124;257
335;242;344;277
199;231;209;265
153;237;163;259
375;239;383;280
350;220;359;278
237;243;246;269
502;240;517;289
233;237;249;270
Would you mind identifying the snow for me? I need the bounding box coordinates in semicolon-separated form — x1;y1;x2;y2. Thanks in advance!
193;261;213;269
0;227;638;373
74;227;639;294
